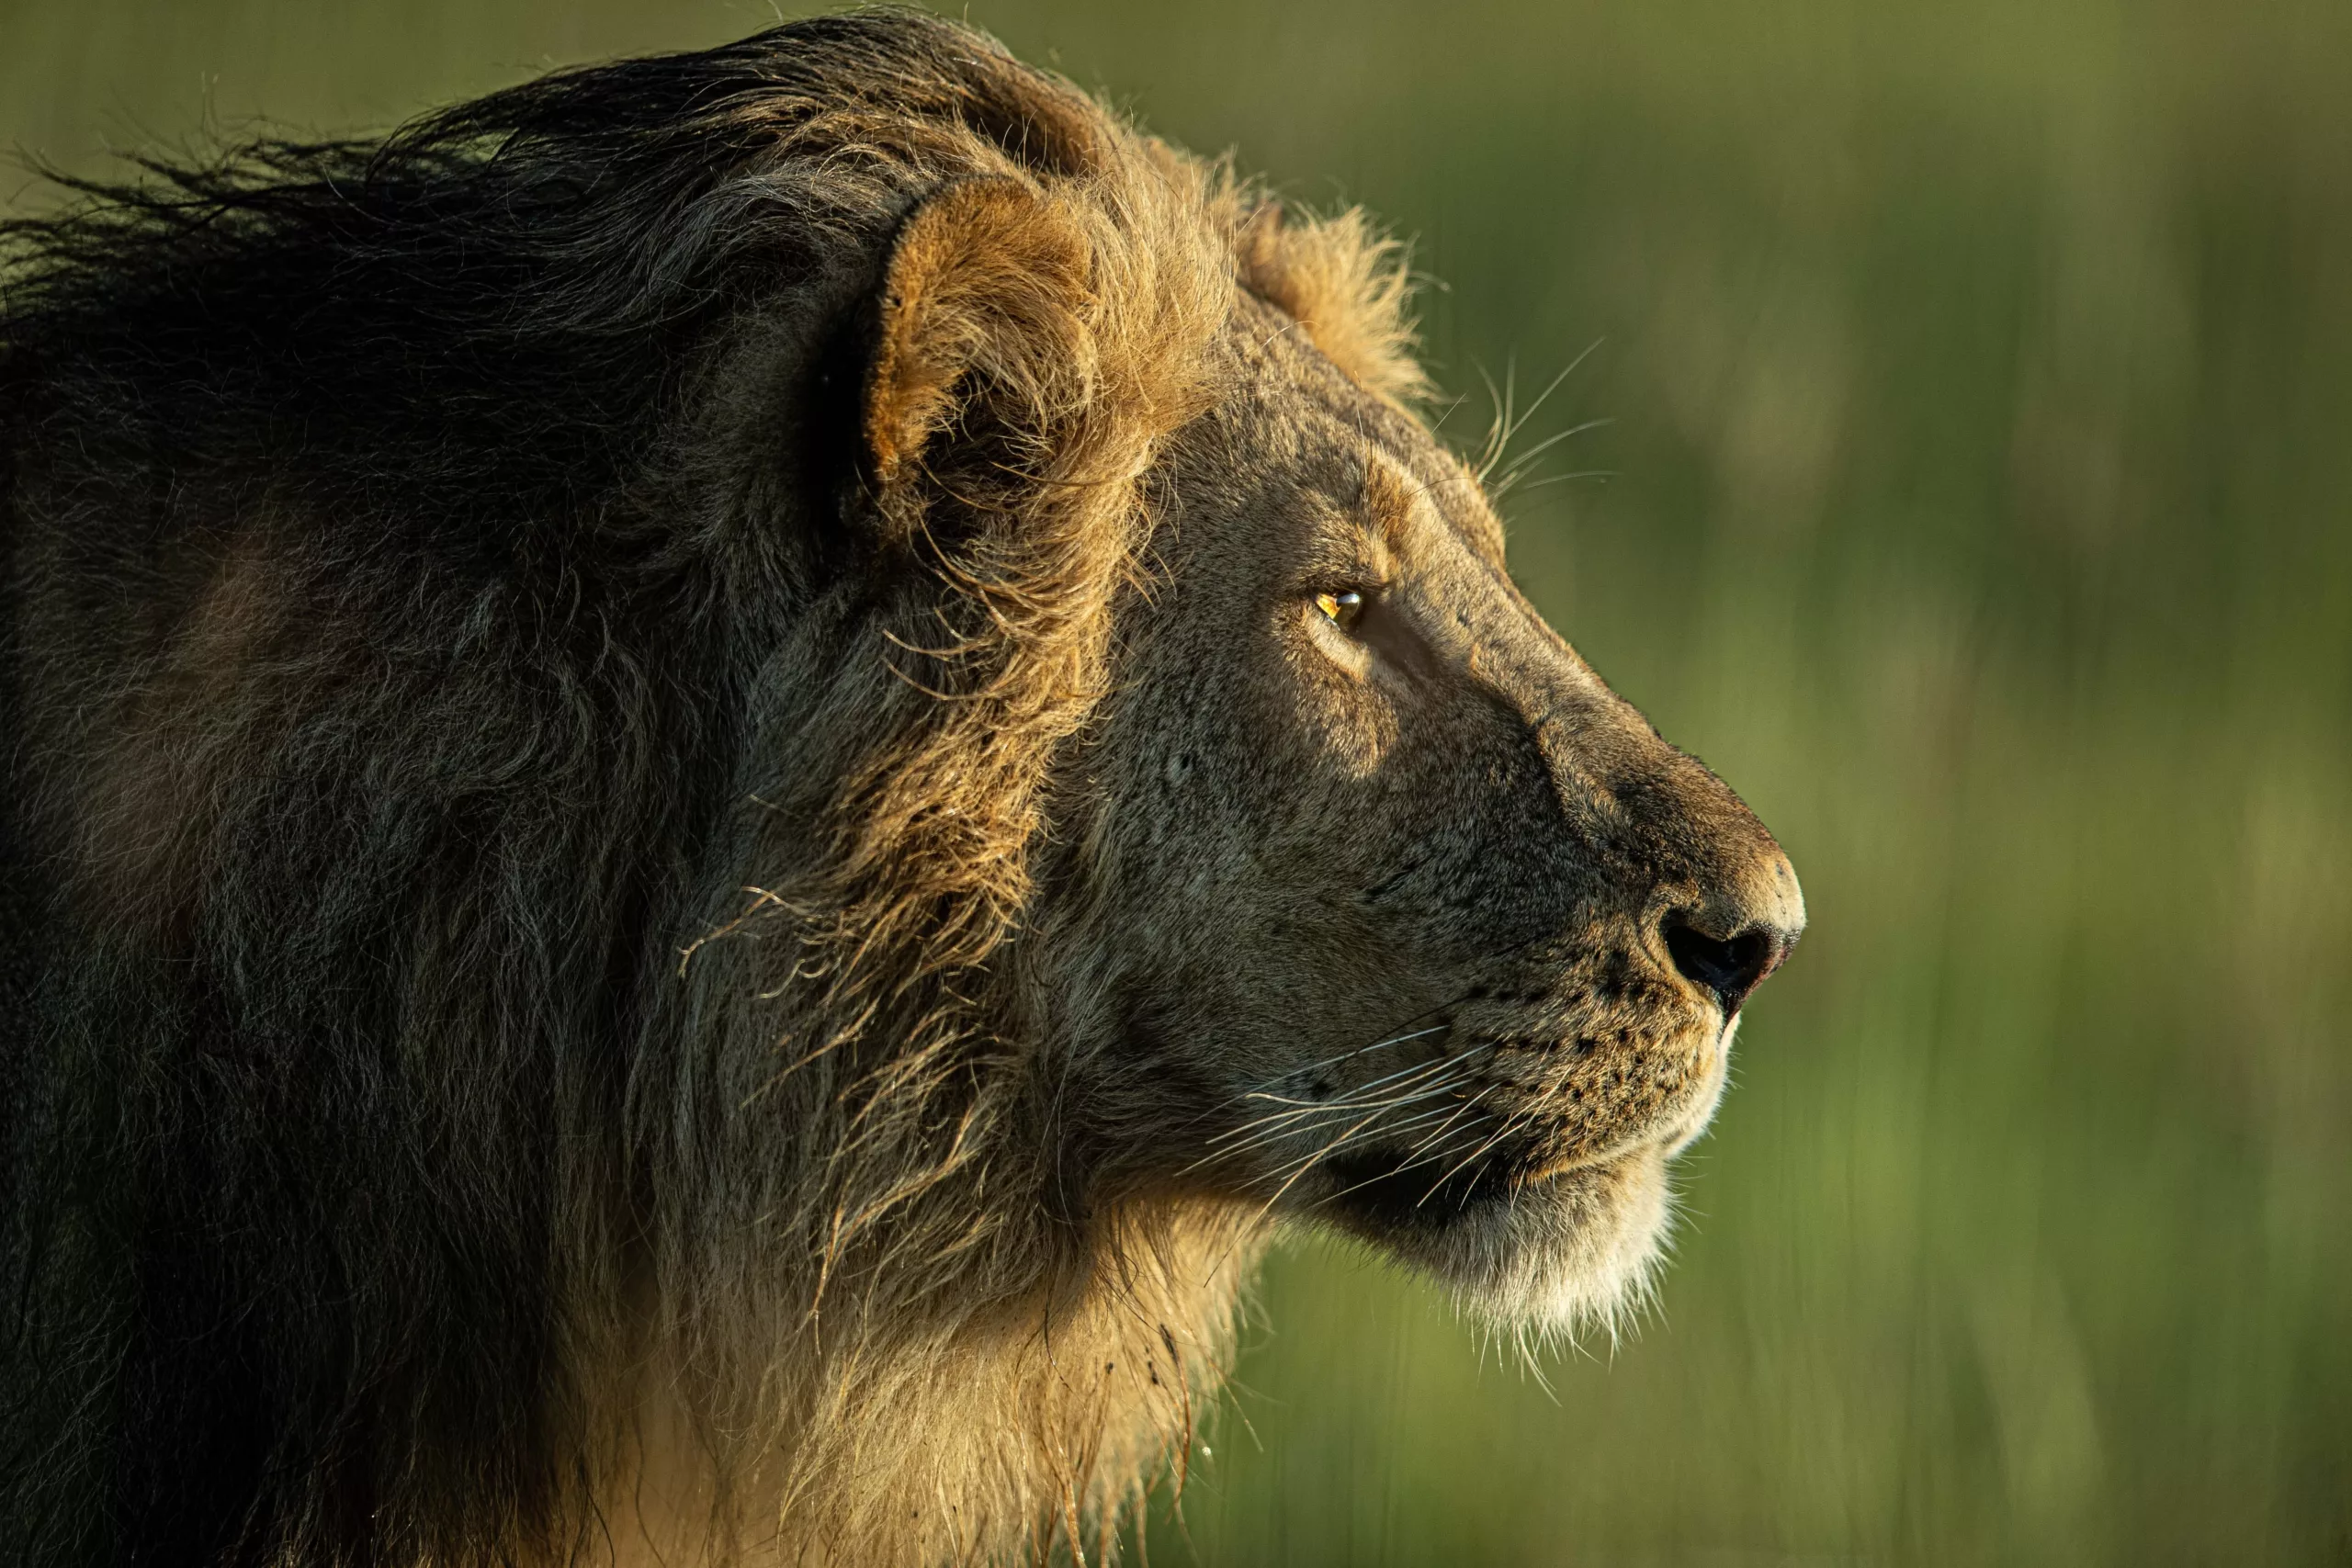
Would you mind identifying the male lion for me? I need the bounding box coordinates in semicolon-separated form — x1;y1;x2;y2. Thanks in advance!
0;11;1802;1565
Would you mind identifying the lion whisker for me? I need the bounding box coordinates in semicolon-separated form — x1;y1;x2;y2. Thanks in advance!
1253;1089;1486;1190
1232;1090;1467;1166
1312;1119;1495;1210
1470;341;1601;485
1227;1056;1476;1118
1223;1022;1453;1104
1414;1098;1550;1209
1202;1049;1494;1156
1184;1038;1508;1186
1491;417;1612;484
1272;1035;1489;1105
1398;1083;1503;1163
1294;1089;1508;1214
1239;1105;1390;1224
1181;1079;1476;1179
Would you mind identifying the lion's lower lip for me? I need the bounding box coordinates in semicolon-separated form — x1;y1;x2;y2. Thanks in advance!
1514;1151;1604;1187
1321;1146;1519;1231
1317;1111;1699;1230
1513;1124;1677;1185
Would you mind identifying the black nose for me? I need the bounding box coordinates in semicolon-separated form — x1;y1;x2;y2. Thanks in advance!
1663;917;1786;1017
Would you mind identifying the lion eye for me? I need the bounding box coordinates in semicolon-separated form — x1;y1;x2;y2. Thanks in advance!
1314;590;1367;634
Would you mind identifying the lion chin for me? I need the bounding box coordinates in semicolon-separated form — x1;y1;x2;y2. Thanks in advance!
1310;1146;1674;1337
1318;1026;1738;1338
1413;1153;1677;1335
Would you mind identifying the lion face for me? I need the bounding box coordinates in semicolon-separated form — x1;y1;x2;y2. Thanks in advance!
1069;300;1804;1330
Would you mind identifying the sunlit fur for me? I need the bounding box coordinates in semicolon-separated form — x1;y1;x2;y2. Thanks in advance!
0;10;1799;1566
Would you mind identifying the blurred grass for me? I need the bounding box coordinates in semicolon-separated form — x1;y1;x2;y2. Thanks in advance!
6;1;2348;1562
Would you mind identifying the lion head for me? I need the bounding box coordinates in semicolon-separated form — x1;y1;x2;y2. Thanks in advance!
1072;296;1804;1328
0;11;1799;1566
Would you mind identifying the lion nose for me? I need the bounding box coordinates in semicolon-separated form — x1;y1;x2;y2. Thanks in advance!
1658;851;1804;1017
1662;918;1788;1016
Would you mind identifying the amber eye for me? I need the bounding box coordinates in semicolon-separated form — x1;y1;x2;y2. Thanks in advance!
1314;590;1367;634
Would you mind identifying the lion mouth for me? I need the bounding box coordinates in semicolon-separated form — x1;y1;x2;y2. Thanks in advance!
1310;1138;1679;1332
1319;1144;1523;1234
1280;1020;1731;1330
1313;1109;1670;1238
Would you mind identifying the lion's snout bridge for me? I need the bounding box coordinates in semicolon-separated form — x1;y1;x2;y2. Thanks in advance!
1527;679;1807;1025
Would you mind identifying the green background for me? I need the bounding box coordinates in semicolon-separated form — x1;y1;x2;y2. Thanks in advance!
6;1;2347;1562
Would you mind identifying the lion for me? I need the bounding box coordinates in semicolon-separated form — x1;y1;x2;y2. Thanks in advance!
0;11;1803;1565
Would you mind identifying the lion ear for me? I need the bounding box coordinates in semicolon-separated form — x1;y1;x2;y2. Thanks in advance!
863;175;1092;496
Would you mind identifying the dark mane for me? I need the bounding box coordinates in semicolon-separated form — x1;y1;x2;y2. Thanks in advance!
0;11;1082;524
0;13;1188;1563
0;10;1430;1561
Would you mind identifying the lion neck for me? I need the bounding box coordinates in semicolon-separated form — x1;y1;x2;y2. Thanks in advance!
571;1195;1261;1567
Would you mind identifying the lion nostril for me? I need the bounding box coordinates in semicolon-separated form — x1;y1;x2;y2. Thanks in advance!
1662;918;1781;1017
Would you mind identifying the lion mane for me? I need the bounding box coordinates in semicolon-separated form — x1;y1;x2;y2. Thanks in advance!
0;11;1430;1565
